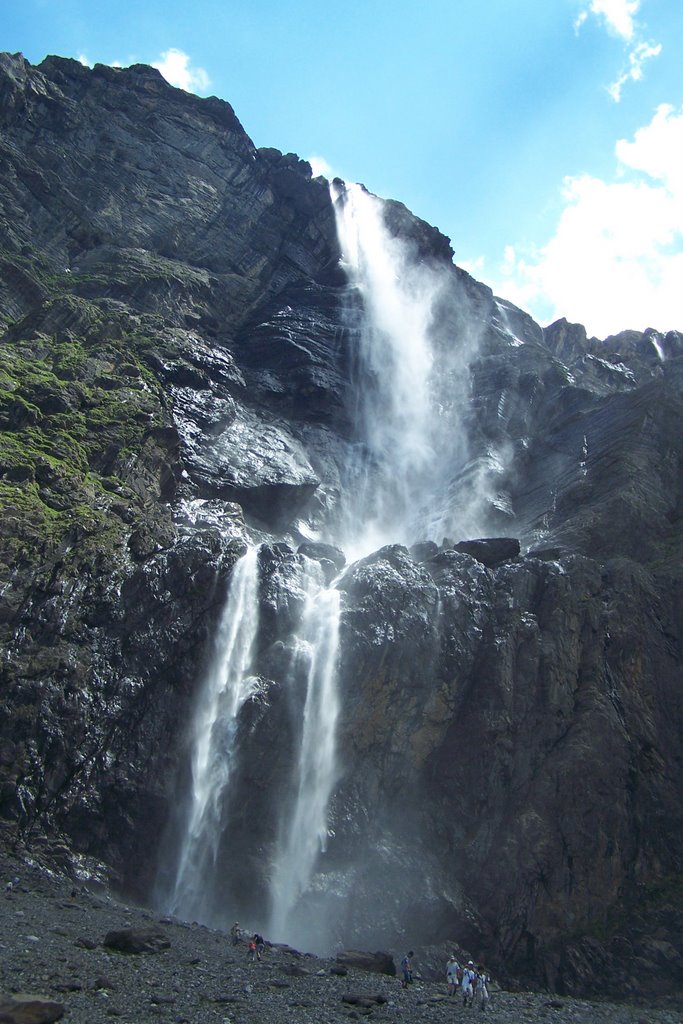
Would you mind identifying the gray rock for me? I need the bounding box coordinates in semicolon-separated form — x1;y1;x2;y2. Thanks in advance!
336;952;396;977
0;996;65;1023
103;926;171;954
453;536;521;566
298;541;346;571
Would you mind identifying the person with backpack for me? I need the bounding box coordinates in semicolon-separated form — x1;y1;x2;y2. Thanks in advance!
446;954;460;995
476;966;490;1010
462;961;477;1006
400;950;414;988
254;933;265;960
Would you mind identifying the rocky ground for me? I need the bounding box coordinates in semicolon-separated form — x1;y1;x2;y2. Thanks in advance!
0;848;680;1024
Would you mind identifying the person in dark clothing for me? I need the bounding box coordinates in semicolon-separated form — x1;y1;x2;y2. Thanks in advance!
400;951;414;988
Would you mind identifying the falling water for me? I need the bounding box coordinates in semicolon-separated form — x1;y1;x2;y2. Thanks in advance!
263;185;469;944
264;184;448;944
165;545;260;922
164;179;491;949
651;335;666;361
264;186;450;940
332;182;443;556
329;181;494;556
268;560;341;948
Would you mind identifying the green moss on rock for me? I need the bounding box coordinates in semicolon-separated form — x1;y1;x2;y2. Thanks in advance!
0;303;177;574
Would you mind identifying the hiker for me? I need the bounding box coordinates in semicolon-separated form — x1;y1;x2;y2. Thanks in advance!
230;921;241;945
446;954;460;995
247;938;257;961
254;933;265;960
462;961;477;1006
400;950;414;988
477;966;490;1010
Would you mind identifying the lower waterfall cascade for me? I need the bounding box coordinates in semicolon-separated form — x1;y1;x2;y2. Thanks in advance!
161;545;261;924
267;560;342;950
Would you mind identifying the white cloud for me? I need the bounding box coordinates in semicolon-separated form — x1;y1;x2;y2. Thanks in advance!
459;255;486;278
576;0;661;101
616;103;683;191
307;155;334;179
483;105;683;338
579;0;640;40
77;53;123;70
152;49;210;94
608;40;662;101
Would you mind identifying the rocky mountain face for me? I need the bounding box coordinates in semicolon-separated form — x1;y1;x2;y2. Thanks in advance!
0;52;681;1003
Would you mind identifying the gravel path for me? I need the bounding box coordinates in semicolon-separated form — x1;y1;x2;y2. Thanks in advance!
0;849;680;1024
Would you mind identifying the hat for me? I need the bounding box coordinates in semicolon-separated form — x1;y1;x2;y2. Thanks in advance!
468;960;474;965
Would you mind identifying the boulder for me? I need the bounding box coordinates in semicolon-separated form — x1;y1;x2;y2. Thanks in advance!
279;962;310;977
453;536;520;567
102;926;171;954
0;997;65;1024
297;541;346;571
526;546;564;561
341;992;389;1007
409;540;439;562
336;951;396;976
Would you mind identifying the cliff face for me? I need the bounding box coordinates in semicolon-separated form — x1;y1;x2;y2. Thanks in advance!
0;52;681;1001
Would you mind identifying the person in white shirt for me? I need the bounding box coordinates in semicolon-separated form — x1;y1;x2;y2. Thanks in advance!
476;966;490;1010
446;955;460;995
462;961;477;1006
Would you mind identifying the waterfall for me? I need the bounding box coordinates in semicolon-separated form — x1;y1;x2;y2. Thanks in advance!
162;178;487;950
331;181;481;555
164;545;260;922
268;560;341;949
332;182;441;556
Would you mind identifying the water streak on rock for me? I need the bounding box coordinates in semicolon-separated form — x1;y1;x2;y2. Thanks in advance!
166;546;260;921
268;559;341;948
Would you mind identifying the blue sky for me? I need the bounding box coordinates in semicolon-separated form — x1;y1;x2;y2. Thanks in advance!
3;0;682;338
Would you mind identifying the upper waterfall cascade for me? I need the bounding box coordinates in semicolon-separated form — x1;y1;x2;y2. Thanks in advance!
332;182;501;556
